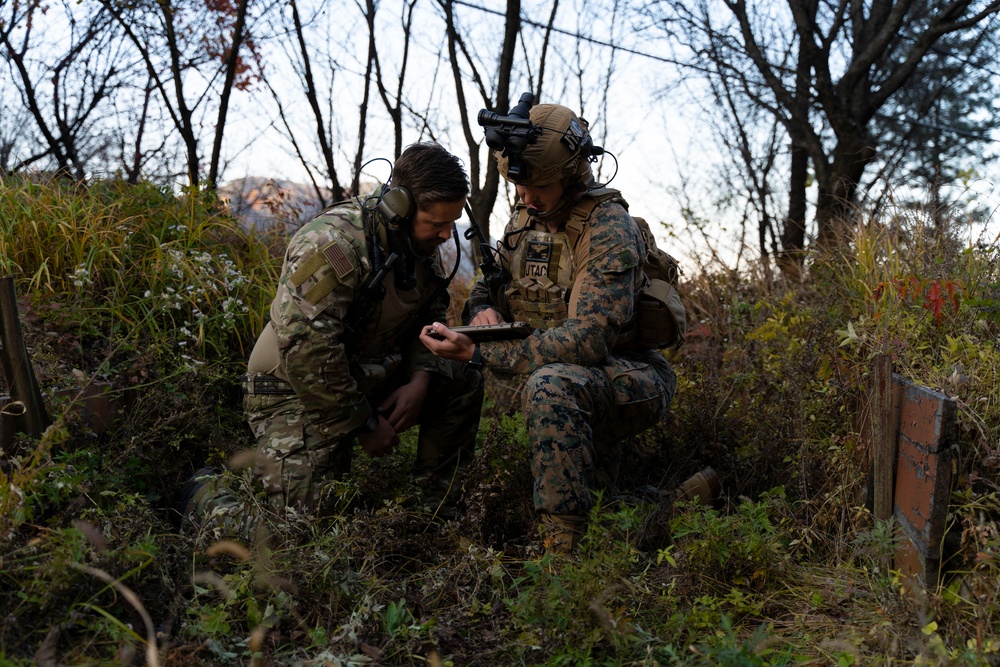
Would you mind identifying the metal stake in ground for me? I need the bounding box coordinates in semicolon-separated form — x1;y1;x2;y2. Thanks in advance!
0;276;51;444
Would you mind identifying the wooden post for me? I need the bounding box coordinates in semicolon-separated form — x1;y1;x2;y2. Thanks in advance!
0;276;50;439
892;374;956;586
872;354;894;522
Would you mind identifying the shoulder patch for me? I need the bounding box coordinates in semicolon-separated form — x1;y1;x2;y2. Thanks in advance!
594;246;641;274
288;236;360;306
321;242;354;280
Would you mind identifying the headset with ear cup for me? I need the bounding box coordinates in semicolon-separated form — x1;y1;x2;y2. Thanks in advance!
376;186;415;230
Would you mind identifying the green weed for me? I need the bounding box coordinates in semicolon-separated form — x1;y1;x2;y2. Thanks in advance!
1;176;998;664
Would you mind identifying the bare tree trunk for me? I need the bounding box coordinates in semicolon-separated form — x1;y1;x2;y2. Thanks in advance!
482;0;520;236
777;12;813;275
156;0;201;188
814;134;875;248
533;0;559;100
353;0;377;194
779;142;809;273
4;41;71;173
102;0;196;185
208;0;250;189
289;0;342;200
374;0;416;158
124;79;155;184
441;0;521;266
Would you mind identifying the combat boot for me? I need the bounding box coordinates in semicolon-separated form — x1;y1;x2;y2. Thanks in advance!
174;467;222;530
539;513;586;557
674;467;721;505
412;457;470;520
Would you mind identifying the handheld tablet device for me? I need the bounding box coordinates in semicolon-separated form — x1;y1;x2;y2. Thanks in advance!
427;322;534;342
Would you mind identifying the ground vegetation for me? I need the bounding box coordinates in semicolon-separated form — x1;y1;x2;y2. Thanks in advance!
0;175;998;665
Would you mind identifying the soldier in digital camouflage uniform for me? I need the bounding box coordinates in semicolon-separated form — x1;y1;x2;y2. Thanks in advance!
182;143;483;543
421;102;704;555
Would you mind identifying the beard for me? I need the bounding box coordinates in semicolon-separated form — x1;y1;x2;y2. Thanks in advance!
410;236;447;257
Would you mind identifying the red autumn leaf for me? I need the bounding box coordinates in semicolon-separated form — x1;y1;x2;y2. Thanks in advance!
922;280;946;325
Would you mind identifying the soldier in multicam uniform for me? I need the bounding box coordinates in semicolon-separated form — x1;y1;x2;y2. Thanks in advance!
182;142;484;542
420;102;716;555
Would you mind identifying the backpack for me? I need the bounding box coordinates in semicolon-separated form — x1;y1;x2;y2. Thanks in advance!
631;216;687;350
561;189;688;351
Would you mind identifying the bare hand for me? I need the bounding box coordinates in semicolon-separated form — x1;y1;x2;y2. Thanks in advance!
469;308;505;325
378;372;430;432
357;416;399;458
419;322;475;362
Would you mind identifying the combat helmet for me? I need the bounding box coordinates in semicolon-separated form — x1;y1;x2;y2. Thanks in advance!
495;104;596;187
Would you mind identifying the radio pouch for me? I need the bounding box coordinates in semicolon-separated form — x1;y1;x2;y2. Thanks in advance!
632;216;687;350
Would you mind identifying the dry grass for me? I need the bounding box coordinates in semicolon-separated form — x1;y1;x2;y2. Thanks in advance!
0;176;998;665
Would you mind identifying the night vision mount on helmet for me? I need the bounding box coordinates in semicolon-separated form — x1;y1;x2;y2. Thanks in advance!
478;93;606;187
479;93;541;183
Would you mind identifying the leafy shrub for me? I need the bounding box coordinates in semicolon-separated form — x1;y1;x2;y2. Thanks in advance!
1;176;998;664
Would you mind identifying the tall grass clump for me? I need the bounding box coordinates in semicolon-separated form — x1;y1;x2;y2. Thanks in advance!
823;203;1000;656
671;195;1000;659
0;175;286;661
0;174;281;366
826;202;999;471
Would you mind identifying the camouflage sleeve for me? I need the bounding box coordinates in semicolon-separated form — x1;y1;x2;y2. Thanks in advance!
479;203;642;375
271;212;373;439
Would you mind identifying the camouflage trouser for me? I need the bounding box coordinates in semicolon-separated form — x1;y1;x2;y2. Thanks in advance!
522;349;676;516
249;361;483;513
183;468;271;547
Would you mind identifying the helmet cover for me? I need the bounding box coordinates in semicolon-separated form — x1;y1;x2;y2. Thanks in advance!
495;104;593;186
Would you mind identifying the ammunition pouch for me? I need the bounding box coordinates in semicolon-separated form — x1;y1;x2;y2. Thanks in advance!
504;276;568;330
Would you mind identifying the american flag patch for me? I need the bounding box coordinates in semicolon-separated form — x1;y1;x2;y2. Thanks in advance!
321;243;354;279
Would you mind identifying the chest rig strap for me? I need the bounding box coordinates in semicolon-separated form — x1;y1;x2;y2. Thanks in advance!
563;187;627;248
505;188;627;330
